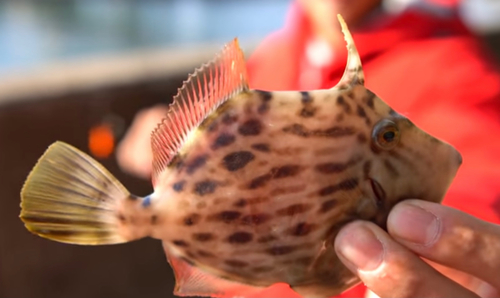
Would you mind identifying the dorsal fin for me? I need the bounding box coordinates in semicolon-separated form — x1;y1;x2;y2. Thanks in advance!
337;14;365;87
151;38;248;182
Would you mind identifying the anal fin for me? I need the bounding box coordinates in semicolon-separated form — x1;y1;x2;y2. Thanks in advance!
165;250;266;298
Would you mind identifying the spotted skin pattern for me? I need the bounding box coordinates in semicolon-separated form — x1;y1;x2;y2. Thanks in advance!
19;16;462;298
148;85;462;295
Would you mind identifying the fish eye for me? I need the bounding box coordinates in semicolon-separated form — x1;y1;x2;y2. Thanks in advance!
372;119;400;150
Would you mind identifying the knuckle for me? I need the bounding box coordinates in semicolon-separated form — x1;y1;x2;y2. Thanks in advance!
452;226;480;258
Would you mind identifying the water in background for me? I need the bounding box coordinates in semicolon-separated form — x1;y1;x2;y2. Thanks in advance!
0;0;290;73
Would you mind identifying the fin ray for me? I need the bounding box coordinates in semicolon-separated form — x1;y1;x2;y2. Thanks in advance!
151;38;249;184
164;249;265;297
20;141;134;245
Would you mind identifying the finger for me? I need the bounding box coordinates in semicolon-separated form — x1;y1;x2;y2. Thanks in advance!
387;199;500;290
334;221;479;298
427;260;499;298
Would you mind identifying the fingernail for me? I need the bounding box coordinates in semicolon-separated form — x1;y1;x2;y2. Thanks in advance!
389;203;440;246
336;224;384;271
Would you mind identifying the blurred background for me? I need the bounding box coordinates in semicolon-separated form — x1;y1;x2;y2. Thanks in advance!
0;0;499;298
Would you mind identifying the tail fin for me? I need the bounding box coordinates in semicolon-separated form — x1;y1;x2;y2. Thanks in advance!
20;141;139;245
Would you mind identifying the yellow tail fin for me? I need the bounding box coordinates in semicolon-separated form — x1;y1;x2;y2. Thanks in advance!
20;141;134;245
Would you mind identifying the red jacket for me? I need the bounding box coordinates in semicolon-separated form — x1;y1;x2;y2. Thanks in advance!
246;3;500;297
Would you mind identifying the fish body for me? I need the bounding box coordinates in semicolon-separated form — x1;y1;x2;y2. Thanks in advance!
20;15;462;298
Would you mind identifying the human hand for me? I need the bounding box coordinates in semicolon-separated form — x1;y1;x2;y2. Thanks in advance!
335;199;500;298
116;105;168;179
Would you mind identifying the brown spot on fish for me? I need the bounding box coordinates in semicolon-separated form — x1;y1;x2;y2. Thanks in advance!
227;232;253;244
207;121;218;132
282;124;309;137
266;245;296;256
211;133;236;150
193;233;215;242
238;119;262;136
258;103;269;114
318;178;359;196
225;259;249;267
241;213;271;225
196;201;207;209
315;162;349;174
357;105;371;125
248;173;272;189
273;147;306;155
299;105;317;118
233;198;247;208
183;213;201;226
282;123;356;138
172;180;185;192
314;146;346;156
256;89;273;102
222;113;238;125
197;250;215;258
270;184;307;196
257;235;277;243
357;104;367;118
276;203;313;216
213;197;229;205
364;90;376;109
251;143;270;152
151;215;158;224
336;95;352;113
194;180;217;196
358;133;367;143
186;154;208;175
117;213;126;223
290;222;317;236
198;113;218;131
177;200;190;209
243;101;254;115
210;211;242;223
256;91;272;114
384;159;400;178
335;113;344;122
319;126;356;137
300;91;312;103
172;240;189;247
271;165;303;179
319;199;338;213
222;151;255;171
168;154;184;170
245;196;270;205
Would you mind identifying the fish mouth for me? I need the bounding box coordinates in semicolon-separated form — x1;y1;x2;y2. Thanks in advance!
369;178;386;208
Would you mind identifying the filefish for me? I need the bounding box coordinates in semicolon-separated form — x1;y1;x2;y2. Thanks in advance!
19;15;462;298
